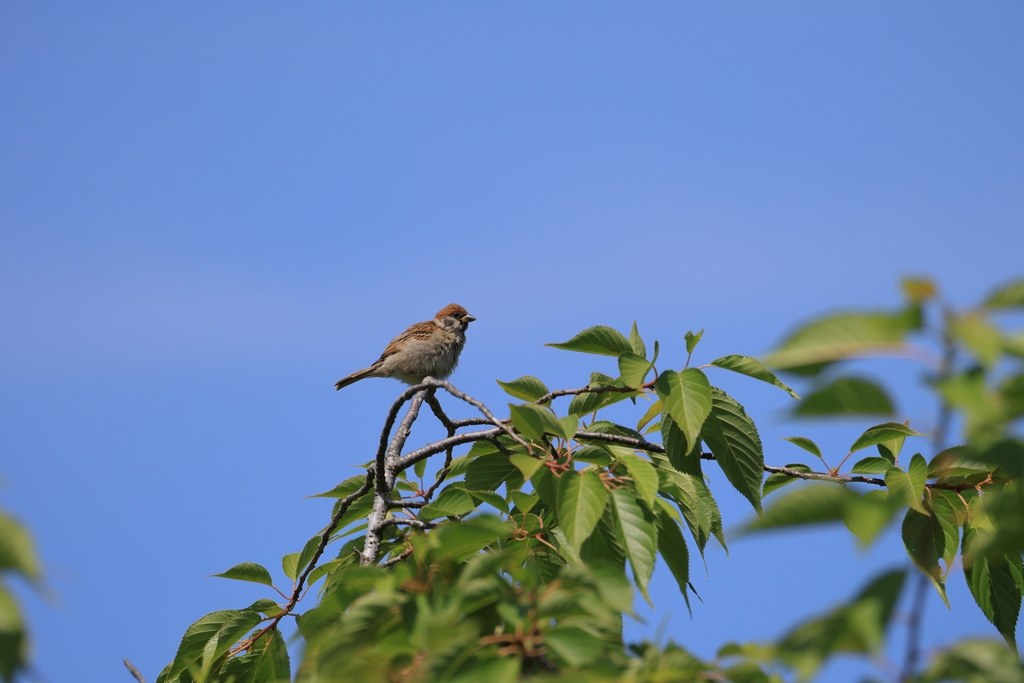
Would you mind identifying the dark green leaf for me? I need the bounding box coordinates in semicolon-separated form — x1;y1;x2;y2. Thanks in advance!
496;376;550;402
212;562;274;587
701;388;764;513
465;454;520;492
610;487;657;604
655;369;712;458
546;326;633;356
962;525;1023;652
557;470;608;554
165;610;261;681
661;413;701;476
793;377;894;417
710;355;799;399
902;508;951;606
656;511;691;614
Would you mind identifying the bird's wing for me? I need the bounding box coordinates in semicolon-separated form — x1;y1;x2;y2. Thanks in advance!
377;320;437;361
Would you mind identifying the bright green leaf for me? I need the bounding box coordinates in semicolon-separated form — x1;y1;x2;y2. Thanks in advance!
614;453;659;510
609;487;657;604
497;376;550;403
850;422;924;455
685;329;704;355
212;562;274;587
557;470;608;555
619;352;653;388
629;321;647;358
655;369;712;457
710;355;799;399
420;487;478;520
782;436;824;461
546;326;633;356
509;453;544;481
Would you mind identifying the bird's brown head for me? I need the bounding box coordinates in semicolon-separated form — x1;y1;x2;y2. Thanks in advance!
435;303;476;327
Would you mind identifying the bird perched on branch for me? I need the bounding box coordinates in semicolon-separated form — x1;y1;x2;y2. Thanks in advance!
334;304;476;390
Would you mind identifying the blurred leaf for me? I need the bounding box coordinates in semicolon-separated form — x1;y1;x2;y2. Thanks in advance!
850;422;924;455
743;485;847;533
782;436;824;461
0;585;26;683
614;453;659;510
952;313;1004;367
843;490;902;546
936;369;1006;447
420;515;508;563
902;277;937;303
655;369;712;459
545;626;604;667
763;464;812;497
546;326;633;356
701;388;764;513
610;487;657;604
793;377;895;417
557;470;608;555
685;329;704;355
902;508;951;606
212;562;274;587
764;309;918;369
776;570;906;682
629;321;647;358
496;376;549;403
983;279;1024;310
619;352;653;388
448;655;521;683
928;446;990;479
918;639;1024;683
710;355;799;399
0;514;40;580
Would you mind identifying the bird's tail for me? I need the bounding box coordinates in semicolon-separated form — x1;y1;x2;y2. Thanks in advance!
334;366;379;390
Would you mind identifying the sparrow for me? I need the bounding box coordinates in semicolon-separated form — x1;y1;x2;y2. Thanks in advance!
334;304;476;390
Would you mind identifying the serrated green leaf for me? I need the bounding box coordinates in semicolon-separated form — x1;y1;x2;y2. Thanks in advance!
710;355;799;399
546;326;633;356
764;309;918;369
962;525;1023;651
509;453;544;480
308;475;368;499
212;562;274;587
510;403;568;441
637;399;662;432
793;377;894;417
467;489;509;514
614;453;659;510
850;422;924;454
661;412;701;476
497;375;550;403
610;487;658;604
165;610;261;681
655;369;712;458
619;352;653;388
782;436;824;461
983;278;1024;310
557;470;608;555
509;491;539;514
685;329;704;354
902;508;951;606
629;321;647;358
465;454;521;492
851;457;893;474
701;387;764;513
763;464;812;497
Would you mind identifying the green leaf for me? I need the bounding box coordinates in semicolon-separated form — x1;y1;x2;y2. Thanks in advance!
509;491;539;514
710;355;799;399
661;412;701;476
763;464;812;497
962;525;1023;651
509;453;544;481
420;487;478;520
546;326;633;356
743;484;847;533
793;377;895;417
850;422;924;455
902;508;951;606
609;487;657;604
579;508;627;571
165;610;261;681
212;562;274;587
614;453;659;510
951;312;1004;367
842;490;902;546
851;457;894;474
637;399;662;432
619;352;653;388
497;375;550;403
764;309;918;369
465;454;521;492
701;388;764;513
544;626;604;667
656;512;691;614
655;369;712;458
885;467;925;514
449;657;521;683
557;470;608;555
0;513;41;580
467;489;509;514
983;278;1024;309
308;475;368;499
510;403;565;441
421;515;508;563
629;321;647;358
782;436;824;461
685;329;704;355
568;374;635;416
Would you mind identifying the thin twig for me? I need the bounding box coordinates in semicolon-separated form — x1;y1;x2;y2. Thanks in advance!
535;384;648;405
123;659;147;683
422;378;535;454
381;546;415;568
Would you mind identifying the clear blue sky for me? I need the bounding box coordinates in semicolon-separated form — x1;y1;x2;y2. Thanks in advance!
1;3;1021;682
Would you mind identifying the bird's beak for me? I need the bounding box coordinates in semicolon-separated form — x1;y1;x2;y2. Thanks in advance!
462;314;476;324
